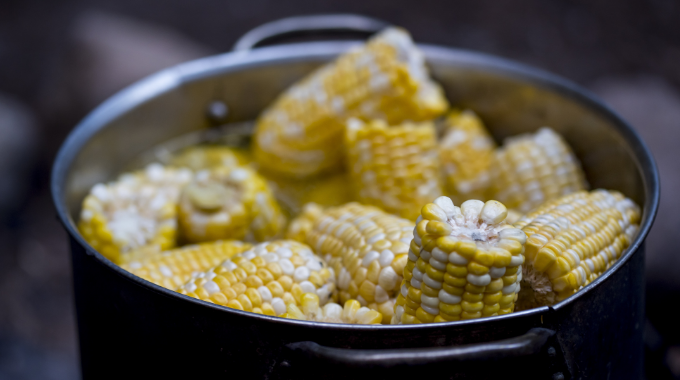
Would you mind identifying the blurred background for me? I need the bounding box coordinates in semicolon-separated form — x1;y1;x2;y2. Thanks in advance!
0;0;679;378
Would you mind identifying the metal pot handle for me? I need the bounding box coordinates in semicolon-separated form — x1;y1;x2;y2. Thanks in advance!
233;14;391;51
277;327;570;379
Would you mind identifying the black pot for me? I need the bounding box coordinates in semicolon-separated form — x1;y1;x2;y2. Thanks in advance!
51;15;659;380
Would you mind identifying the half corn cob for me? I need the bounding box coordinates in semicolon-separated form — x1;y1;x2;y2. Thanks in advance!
439;109;496;204
345;118;443;220
121;240;250;290
170;145;251;171
281;293;383;324
178;240;336;315
395;197;525;324
294;202;413;323
78;163;193;263
253;27;448;178
514;190;640;310
489;127;588;213
178;166;286;243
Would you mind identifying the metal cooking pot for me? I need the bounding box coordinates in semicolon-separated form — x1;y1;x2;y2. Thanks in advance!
51;15;659;379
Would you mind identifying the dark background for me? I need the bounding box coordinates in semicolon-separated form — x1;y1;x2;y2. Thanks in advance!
1;0;679;378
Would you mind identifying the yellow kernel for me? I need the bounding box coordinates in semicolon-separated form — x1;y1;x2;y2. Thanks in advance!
462;292;483;302
456;242;478;260
211;292;228;306
416;307;436;323
227;300;244;310
426;266;445;281
443;273;467;287
436;236;459;253
442;283;464;296
474;250;495;267
278;276;293;291
467;262;489;275
245;275;264;288
421;283;439;297
246;288;262;307
422;203;448;222
534;248;557;272
408;287;422;302
426;221;453;236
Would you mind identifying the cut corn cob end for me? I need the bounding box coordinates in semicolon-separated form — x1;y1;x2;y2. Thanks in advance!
439;109;496;204
490;127;588;214
178;166;285;244
345;118;443;221
515;190;640;310
281;293;383;324
177;240;335;315
121;240;250;290
78;163;193;264
253;27;447;178
302;202;413;323
395;197;525;324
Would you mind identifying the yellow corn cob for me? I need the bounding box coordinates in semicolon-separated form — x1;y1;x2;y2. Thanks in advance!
178;166;286;243
514;190;640;310
286;203;326;243
489;127;588;213
177;240;336;315
121;240;250;290
253;27;448;178
281;293;382;324
395;197;525;324
170;146;252;171
439;109;496;203
78;163;193;264
296;202;413;324
345;118;443;220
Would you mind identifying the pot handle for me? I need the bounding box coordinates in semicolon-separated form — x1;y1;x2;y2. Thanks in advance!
233;14;391;51
277;327;570;379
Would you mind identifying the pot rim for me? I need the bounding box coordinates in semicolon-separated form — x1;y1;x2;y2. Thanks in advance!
51;40;659;330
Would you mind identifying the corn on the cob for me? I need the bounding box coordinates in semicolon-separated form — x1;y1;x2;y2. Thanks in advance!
253;27;448;178
345;118;443;220
281;293;383;324
395;197;525;324
121;240;250;290
514;190;640;310
178;240;336;315
178;166;286;243
170;146;251;171
439;110;496;204
296;202;413;323
78;163;193;263
489;127;588;214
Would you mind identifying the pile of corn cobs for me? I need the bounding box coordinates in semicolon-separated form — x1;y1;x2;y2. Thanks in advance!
78;27;640;325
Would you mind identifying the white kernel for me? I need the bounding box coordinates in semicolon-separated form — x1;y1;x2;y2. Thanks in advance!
243;251;256;260
401;283;409;297
322;303;343;320
272;297;286;316
205;272;217;281
433;196;456;219
438;289;462;304
258;286;273;303
431;247;448;262
499;229;527;244
467;273;491;286
222;261;238;271
379;250;395;267
277;247;293;259
431;257;448;270
378;266;399;291
375;285;389;303
460;200;485;221
338;268;352;290
420;250;431;261
203;281;220;295
229;168;249;182
300;281;316;293
408;251;418;262
159;265;173;278
412;267;424;281
448;251;468;265
317;286;331;304
502;284;517;295
279;259;295;276
263;253;279;263
367;233;386;244
184;282;197;293
510;255;524;266
422;274;442;289
306;259;322;271
362;250;380;267
294;266;310;282
410;278;422;288
421;304;440;316
414;234;422;246
489;267;506;278
421;294;440;308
